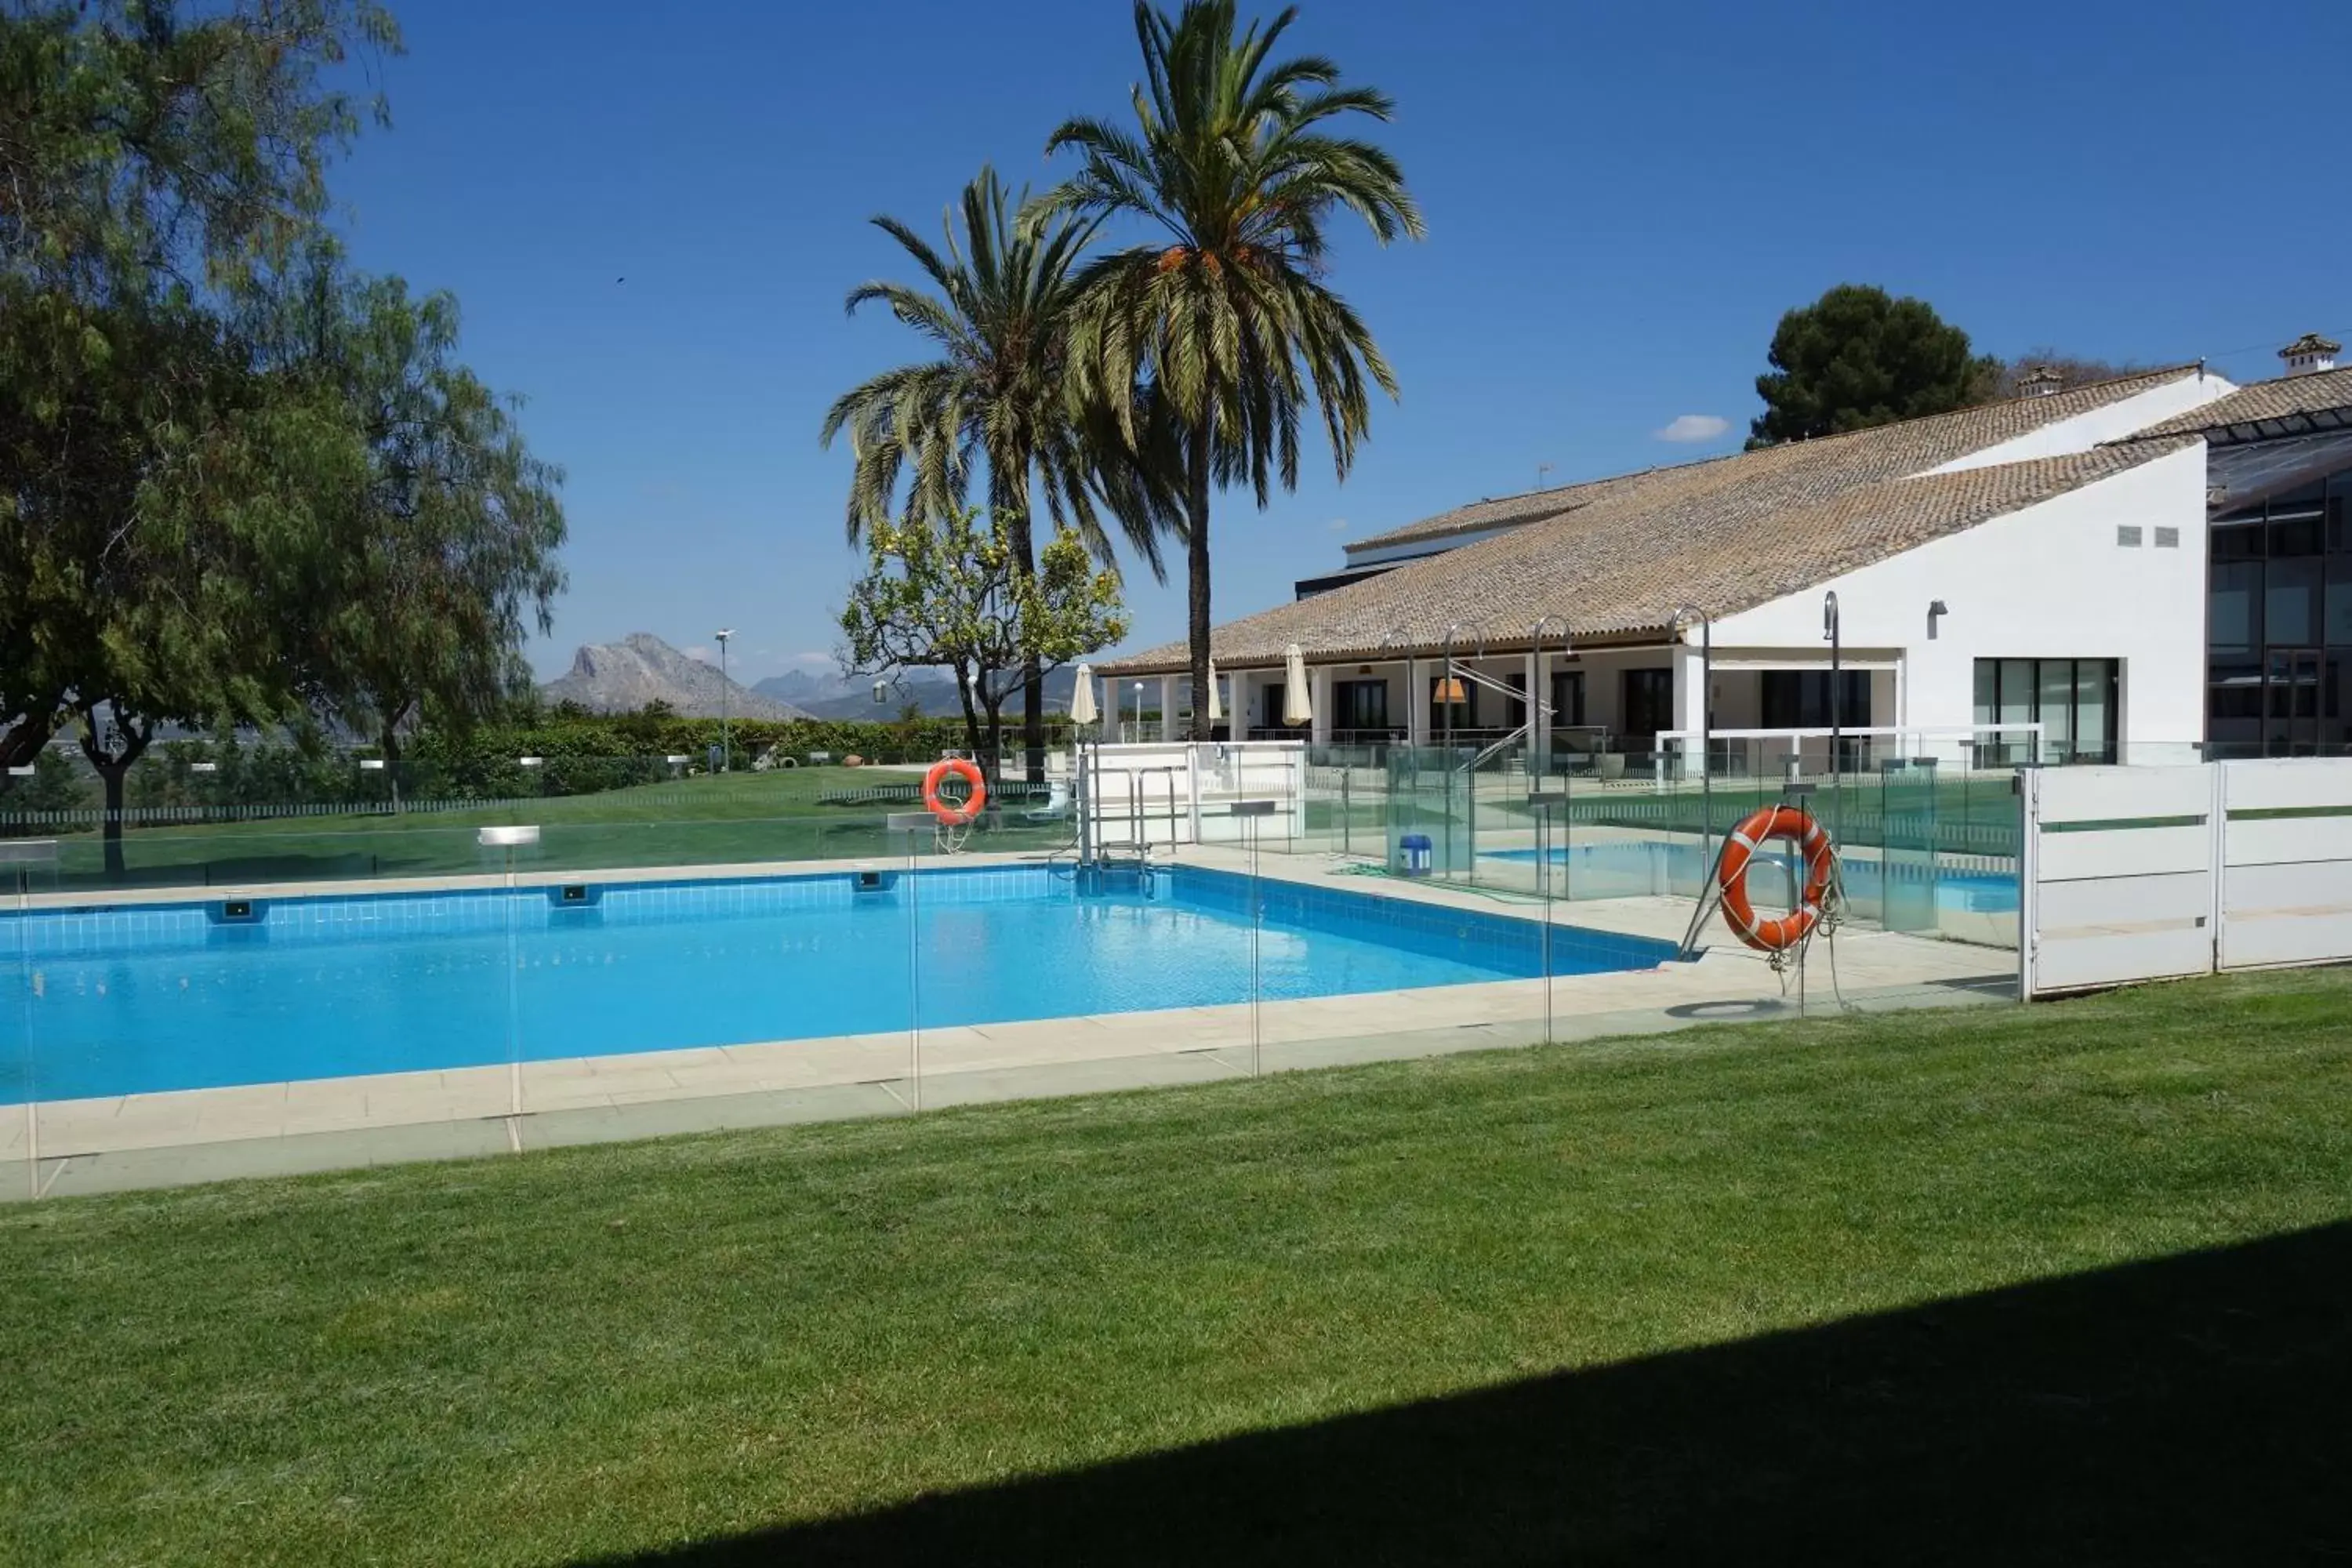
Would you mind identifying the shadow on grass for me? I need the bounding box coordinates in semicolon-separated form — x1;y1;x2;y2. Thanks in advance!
592;1221;2352;1566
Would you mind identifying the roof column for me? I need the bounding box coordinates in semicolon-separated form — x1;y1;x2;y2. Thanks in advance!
1158;675;1178;743
1405;657;1428;749
1673;643;1708;780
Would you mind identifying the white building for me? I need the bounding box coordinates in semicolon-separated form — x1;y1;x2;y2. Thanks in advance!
1099;344;2352;771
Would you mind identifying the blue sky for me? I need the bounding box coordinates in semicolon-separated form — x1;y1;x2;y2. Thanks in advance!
331;0;2352;684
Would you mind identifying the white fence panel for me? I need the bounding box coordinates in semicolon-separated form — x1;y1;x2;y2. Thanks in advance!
2218;758;2352;971
2024;765;2216;998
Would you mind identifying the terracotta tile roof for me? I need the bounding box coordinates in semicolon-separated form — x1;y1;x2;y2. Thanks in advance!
1340;364;2200;559
1102;427;2198;675
2124;367;2352;443
1343;466;1704;552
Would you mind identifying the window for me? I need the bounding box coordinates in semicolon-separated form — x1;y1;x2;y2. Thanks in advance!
1621;669;1674;746
2202;462;2352;755
1759;670;1872;730
2116;524;2143;547
1331;679;1388;734
2210;561;2262;653
1976;658;2118;763
1549;670;1586;728
2267;557;2321;648
1428;675;1478;735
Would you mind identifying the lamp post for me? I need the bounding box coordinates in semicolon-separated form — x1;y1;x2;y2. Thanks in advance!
715;628;735;771
1132;681;1145;742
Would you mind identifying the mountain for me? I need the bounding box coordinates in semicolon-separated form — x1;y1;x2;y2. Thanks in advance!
756;666;1080;720
540;633;811;720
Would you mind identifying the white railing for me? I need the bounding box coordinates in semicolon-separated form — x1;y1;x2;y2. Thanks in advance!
1652;724;2047;784
1080;740;1307;852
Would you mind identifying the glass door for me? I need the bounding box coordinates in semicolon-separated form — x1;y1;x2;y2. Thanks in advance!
2267;649;2322;756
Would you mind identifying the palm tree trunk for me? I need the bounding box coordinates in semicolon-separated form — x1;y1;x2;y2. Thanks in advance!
1185;423;1214;742
997;488;1047;787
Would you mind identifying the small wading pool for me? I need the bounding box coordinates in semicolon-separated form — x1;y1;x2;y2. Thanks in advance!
2;865;1675;1103
1483;842;2020;915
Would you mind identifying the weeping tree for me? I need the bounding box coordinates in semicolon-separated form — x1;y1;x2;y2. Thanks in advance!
281;263;568;804
821;166;1174;782
0;0;401;866
839;507;1127;771
1039;0;1421;741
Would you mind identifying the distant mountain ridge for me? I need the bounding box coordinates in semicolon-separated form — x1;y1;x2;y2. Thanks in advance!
756;666;1080;720
540;633;810;720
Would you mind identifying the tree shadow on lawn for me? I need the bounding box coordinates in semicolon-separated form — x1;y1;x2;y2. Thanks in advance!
591;1221;2352;1566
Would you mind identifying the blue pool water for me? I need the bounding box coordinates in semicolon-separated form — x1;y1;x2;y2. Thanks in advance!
1483;843;2020;914
0;866;1673;1103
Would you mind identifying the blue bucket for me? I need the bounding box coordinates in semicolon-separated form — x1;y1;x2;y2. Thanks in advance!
1399;833;1432;877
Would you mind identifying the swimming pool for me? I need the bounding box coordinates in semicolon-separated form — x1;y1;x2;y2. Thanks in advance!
1482;842;2020;914
1;866;1675;1103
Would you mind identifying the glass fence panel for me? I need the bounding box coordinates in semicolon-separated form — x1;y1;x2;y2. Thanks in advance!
5;837;56;1199
0;727;2042;1200
512;814;920;1150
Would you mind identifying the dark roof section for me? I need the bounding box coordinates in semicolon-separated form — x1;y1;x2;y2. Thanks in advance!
2205;430;2352;517
2126;367;2352;446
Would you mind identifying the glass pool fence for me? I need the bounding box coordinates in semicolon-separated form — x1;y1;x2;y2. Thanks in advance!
2;738;2027;1200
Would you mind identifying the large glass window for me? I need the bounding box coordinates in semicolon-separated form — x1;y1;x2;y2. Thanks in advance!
2202;462;2352;756
1332;679;1389;734
1975;658;2118;763
1428;675;1478;735
2267;557;2321;648
1550;670;1586;728
2211;560;2263;652
1621;669;1674;747
1759;670;1872;729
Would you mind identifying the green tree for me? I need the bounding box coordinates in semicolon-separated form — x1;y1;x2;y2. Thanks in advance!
1748;284;1998;448
284;265;568;803
1040;1;1421;741
0;0;400;867
839;508;1127;771
820;167;1171;782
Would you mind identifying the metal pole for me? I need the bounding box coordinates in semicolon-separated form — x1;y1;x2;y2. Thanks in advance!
715;627;735;772
1824;591;1842;852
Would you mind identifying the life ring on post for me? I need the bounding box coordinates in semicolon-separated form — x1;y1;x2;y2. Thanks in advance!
923;757;988;827
1717;805;1837;953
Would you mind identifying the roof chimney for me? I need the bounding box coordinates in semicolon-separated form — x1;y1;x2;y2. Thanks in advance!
2017;365;2064;398
2279;332;2341;378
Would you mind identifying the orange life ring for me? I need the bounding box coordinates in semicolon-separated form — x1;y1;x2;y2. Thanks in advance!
1717;805;1836;953
923;757;987;826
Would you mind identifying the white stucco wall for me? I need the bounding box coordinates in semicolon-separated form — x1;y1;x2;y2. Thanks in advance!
1927;375;2234;474
1711;441;2211;751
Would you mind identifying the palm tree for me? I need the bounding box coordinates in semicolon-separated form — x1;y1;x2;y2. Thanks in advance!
1039;0;1421;740
821;166;1169;779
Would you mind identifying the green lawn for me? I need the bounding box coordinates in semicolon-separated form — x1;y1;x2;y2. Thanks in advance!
4;969;2348;1563
13;767;1075;890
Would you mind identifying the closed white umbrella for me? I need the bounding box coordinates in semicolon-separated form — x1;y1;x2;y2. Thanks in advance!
1206;658;1223;724
1069;662;1098;727
1283;644;1312;728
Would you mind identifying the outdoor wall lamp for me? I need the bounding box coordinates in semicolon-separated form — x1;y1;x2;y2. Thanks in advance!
1928;599;1949;640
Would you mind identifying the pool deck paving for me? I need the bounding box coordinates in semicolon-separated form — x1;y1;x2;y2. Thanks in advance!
4;844;2016;1199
